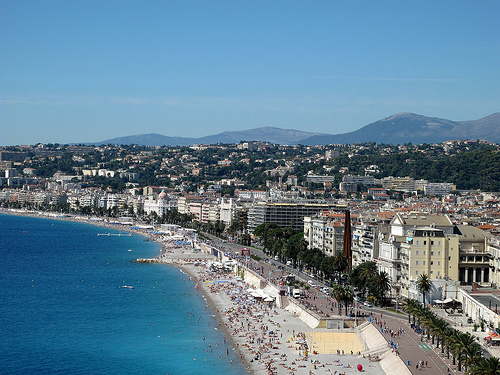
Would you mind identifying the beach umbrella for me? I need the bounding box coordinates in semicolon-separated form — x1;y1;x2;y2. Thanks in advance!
357;364;363;372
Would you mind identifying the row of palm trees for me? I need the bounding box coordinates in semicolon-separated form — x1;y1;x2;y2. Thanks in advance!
403;299;500;374
349;261;391;306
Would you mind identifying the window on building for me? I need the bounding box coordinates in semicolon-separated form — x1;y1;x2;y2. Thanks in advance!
416;270;419;275
416;261;419;265
438;251;441;256
416;250;419;255
424;251;426;255
431;251;434;256
438;241;441;246
438;261;441;266
424;241;427;245
423;261;426;265
431;241;434;245
431;261;434;265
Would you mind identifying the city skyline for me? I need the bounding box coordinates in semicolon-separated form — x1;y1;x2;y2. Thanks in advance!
1;0;499;146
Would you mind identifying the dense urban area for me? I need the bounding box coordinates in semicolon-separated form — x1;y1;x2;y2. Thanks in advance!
2;141;500;299
4;139;500;372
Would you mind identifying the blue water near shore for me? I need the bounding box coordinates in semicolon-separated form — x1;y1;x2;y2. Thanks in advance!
0;213;246;375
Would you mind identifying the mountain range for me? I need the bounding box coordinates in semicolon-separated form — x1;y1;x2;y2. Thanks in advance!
92;112;500;146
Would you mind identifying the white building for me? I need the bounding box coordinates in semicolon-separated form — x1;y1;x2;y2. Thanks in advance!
144;190;174;216
303;213;346;257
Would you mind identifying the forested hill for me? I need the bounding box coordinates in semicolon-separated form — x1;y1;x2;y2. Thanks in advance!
336;145;500;191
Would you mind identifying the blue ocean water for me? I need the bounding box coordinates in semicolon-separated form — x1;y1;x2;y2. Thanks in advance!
0;214;246;375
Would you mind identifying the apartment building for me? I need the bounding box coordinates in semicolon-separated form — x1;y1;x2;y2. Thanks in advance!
351;221;378;267
303;215;345;256
376;213;491;299
219;198;240;224
248;201;340;232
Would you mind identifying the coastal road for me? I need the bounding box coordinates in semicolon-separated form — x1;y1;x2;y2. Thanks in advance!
364;306;464;375
206;235;469;374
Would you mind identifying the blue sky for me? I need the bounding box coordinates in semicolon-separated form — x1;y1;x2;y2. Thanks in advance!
1;0;499;145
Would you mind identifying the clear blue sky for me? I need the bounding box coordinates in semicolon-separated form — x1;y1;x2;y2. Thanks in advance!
1;0;499;145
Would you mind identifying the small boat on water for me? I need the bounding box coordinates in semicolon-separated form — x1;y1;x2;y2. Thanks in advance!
121;285;135;289
127;249;133;252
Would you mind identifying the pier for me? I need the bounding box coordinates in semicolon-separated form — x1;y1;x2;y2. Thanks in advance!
97;233;132;237
134;258;162;263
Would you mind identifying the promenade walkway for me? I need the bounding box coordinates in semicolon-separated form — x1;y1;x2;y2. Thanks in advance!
368;308;464;375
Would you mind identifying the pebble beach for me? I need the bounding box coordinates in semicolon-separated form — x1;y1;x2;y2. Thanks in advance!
154;236;398;375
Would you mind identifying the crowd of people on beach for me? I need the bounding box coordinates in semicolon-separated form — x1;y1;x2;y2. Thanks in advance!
186;261;384;375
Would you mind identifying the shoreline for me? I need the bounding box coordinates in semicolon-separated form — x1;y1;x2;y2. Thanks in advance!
1;209;395;375
178;264;255;373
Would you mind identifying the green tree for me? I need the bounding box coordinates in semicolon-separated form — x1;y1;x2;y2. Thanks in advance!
332;251;348;284
470;357;500;375
416;273;431;306
369;271;391;306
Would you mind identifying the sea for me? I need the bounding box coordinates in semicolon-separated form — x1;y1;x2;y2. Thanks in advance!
0;213;247;375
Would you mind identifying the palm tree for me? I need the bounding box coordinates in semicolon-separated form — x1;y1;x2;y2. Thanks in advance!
432;317;450;353
471;357;500;375
421;308;438;342
402;298;422;325
349;261;377;299
332;285;344;316
340;286;354;316
445;328;462;362
332;251;348;284
452;332;480;372
460;338;483;373
416;273;431;306
370;271;391;306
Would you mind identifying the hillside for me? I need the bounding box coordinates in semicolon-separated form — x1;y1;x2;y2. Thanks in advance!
300;113;500;145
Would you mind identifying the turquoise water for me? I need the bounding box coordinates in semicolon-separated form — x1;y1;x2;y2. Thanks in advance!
0;213;246;375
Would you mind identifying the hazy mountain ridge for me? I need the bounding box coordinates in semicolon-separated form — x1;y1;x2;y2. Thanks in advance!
93;126;328;146
93;113;500;146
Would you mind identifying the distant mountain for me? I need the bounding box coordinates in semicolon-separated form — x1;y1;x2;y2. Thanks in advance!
196;126;327;145
300;113;500;145
453;113;500;142
91;113;500;146
93;126;327;146
92;133;197;146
